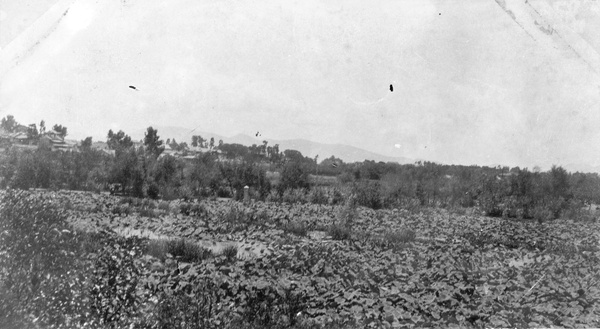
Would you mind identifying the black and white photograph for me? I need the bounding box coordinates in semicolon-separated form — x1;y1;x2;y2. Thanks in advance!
1;0;599;327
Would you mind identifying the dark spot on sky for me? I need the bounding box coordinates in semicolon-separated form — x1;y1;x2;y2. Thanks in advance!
256;131;261;137
129;85;138;90
389;84;393;92
439;13;441;15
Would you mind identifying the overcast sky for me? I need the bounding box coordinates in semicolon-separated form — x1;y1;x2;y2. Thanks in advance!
1;0;599;169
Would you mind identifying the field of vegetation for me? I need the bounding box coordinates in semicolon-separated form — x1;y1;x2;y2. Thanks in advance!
1;189;599;328
2;116;600;328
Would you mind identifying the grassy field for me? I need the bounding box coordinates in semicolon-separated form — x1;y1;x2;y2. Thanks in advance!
1;189;600;328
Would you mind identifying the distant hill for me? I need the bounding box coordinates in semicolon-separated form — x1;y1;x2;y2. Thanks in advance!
147;126;413;164
564;163;600;174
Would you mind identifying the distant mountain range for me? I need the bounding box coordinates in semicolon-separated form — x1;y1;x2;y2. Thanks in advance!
143;126;413;164
563;163;600;174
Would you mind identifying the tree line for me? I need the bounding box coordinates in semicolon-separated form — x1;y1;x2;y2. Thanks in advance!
1;115;599;221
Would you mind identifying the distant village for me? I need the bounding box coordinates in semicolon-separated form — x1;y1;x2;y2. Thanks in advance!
0;122;220;159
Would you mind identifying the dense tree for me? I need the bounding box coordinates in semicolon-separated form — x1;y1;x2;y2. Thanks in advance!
279;160;310;192
1;115;17;132
80;137;93;151
107;130;133;152
220;143;249;159
27;124;39;142
52;124;67;138
144;126;164;158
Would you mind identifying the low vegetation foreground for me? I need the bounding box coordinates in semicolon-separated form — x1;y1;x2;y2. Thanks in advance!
1;189;599;328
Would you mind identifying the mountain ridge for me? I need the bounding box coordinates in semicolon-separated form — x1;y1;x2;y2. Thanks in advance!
143;126;413;164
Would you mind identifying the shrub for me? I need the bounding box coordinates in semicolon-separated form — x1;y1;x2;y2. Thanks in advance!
223;204;249;230
328;223;352;240
158;201;170;212
145;239;170;261
284;221;309;237
328;187;345;205
139;208;157;218
282;188;308;204
309;187;328;205
532;205;553;223
112;204;133;215
383;228;416;246
166;239;212;263
147;182;160;199
222;245;238;260
353;180;383;209
266;190;282;203
179;202;192;215
190;203;207;217
141;198;156;209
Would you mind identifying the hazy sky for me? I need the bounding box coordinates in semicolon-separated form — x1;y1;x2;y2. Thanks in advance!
1;0;599;169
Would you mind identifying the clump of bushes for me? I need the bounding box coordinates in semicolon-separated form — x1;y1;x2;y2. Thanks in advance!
328;196;358;240
284;220;309;237
309;187;328;205
222;245;238;260
328;223;352;240
112;204;133;215
166;239;212;263
147;238;212;263
139;208;158;218
158;201;170;212
369;228;417;249
282;188;308;204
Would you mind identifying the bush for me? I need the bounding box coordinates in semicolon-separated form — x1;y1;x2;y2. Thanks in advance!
328;223;352;240
112;204;133;215
266;190;282;203
309;187;328;204
147;182;160;199
381;228;416;247
282;188;308;204
532;205;553;223
191;203;207;217
284;221;309;237
141;198;156;209
166;239;212;263
353;180;383;209
179;202;192;215
158;201;170;212
328;187;345;205
222;245;238;260
139;208;157;218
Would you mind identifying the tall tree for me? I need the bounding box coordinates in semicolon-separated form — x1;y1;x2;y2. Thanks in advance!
80;137;93;151
261;140;268;156
1;115;17;132
107;129;133;151
27;124;39;142
39;120;46;135
52;124;67;138
209;137;215;150
144;126;164;158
